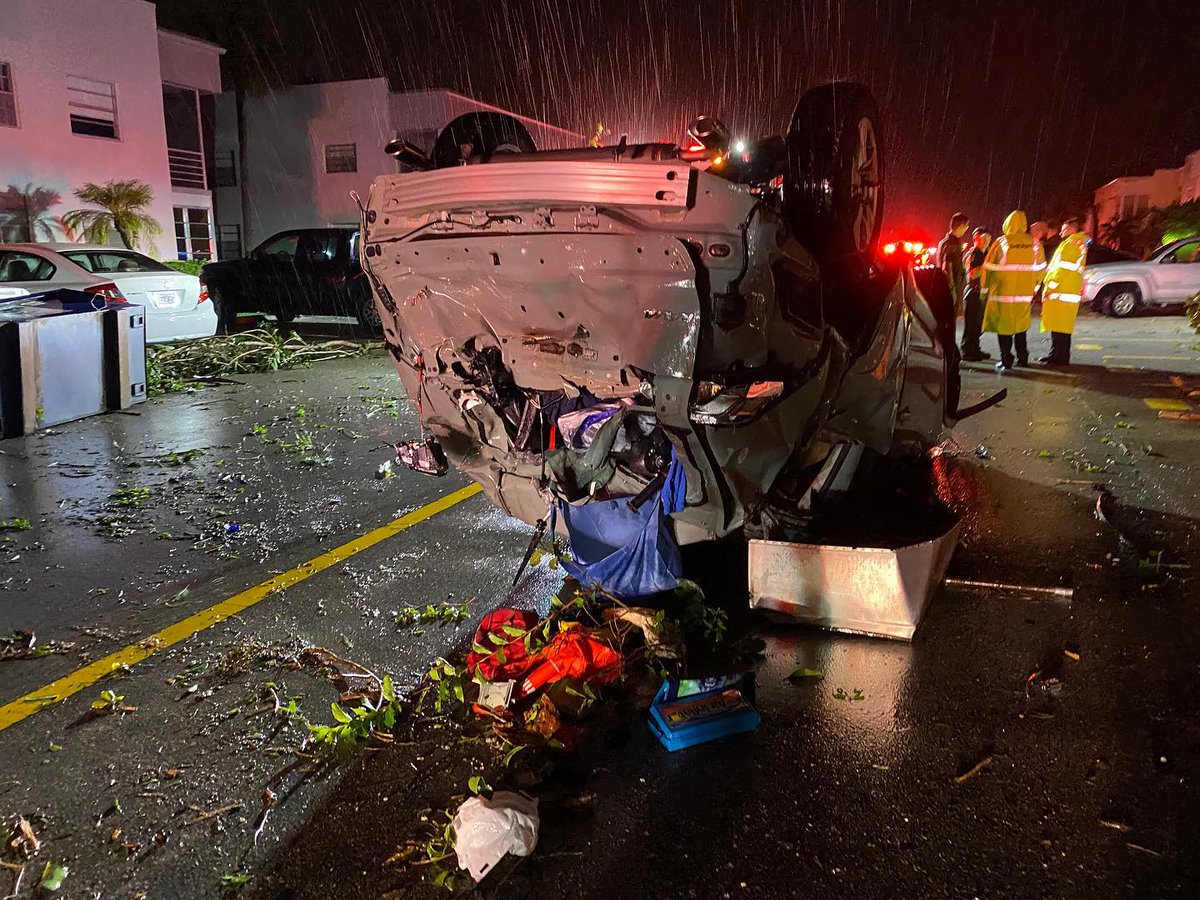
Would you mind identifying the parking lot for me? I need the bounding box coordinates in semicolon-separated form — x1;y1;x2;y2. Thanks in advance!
2;311;1200;897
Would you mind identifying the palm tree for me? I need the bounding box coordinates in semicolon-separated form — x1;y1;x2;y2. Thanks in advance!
62;180;161;250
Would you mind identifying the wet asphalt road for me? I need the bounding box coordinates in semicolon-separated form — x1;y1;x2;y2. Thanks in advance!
2;311;1200;898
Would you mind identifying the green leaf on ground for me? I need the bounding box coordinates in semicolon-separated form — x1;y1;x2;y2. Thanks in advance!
788;667;824;681
39;861;68;892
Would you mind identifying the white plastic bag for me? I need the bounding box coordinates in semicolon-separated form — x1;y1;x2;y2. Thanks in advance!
452;791;540;882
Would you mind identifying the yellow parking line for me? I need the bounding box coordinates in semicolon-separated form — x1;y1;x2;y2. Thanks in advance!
1143;398;1191;412
0;483;482;733
1103;355;1192;361
1075;343;1103;351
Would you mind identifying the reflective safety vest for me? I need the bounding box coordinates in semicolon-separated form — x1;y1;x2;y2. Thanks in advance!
1041;232;1089;335
982;213;1046;335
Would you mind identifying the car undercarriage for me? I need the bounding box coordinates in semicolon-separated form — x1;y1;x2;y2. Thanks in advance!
362;83;975;549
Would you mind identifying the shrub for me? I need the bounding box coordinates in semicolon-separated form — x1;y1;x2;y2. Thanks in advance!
163;259;208;277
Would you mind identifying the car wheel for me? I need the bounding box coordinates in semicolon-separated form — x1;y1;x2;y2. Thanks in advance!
355;292;383;333
1108;286;1141;318
784;82;885;272
431;112;537;169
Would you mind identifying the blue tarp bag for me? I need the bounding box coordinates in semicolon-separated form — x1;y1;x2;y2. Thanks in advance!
559;454;686;599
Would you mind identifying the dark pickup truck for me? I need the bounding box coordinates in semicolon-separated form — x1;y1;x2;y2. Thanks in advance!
199;227;378;332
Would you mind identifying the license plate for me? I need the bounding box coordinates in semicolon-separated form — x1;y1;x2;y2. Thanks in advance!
149;291;182;309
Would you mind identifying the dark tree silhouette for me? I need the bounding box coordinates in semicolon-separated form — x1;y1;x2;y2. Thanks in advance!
0;183;62;242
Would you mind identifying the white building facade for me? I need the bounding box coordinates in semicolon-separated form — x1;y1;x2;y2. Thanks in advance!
1094;148;1200;225
213;81;584;254
0;0;223;260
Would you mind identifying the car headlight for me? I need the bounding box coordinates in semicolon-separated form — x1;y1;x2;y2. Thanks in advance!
689;380;784;425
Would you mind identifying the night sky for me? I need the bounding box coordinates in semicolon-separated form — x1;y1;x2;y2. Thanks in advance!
154;0;1200;234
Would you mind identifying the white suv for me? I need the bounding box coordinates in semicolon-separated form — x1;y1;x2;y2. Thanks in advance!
1083;236;1200;317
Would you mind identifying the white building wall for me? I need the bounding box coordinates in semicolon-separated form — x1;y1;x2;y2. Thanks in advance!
1094;167;1184;224
0;0;174;256
157;30;223;95
222;79;397;248
0;0;222;259
217;83;585;250
1179;150;1200;205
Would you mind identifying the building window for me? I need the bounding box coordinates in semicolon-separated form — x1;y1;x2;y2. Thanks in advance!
324;143;357;173
174;207;213;260
0;62;17;127
217;223;242;259
1121;194;1150;219
214;150;237;188
68;75;118;138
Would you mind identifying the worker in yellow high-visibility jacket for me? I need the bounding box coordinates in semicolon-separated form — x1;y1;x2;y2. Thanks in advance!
1038;218;1089;366
982;209;1047;370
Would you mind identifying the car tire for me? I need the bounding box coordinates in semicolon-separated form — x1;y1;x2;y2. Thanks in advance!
355;292;383;334
784;82;885;272
431;112;537;169
1099;284;1140;318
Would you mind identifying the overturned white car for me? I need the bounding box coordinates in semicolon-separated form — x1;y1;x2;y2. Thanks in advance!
360;83;982;548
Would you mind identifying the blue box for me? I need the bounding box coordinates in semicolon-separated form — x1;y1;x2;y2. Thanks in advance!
648;679;760;752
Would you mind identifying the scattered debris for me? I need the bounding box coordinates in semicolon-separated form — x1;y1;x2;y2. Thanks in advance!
184;801;243;826
306;675;402;754
0;860;24;897
1026;670;1064;698
394;436;450;477
0;630;75;661
8;816;40;856
219;873;251;896
602;606;684;660
37;860;68;893
146;327;371;395
71;689;138;725
1099;818;1131;833
451;791;539;883
394;603;470;629
944;577;1073;599
788;667;825;682
953;755;993;784
649;676;760;751
1126;842;1164;858
252;789;276;847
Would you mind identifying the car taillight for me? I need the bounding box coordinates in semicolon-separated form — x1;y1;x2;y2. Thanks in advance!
198;286;210;304
689;380;785;425
84;282;127;302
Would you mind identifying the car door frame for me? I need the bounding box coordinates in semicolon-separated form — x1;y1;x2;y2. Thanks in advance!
246;231;305;320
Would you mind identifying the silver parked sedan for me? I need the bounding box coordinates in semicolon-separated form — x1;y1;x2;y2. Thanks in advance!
0;243;217;342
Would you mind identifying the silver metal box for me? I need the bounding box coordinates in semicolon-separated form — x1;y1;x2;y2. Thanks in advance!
748;523;961;640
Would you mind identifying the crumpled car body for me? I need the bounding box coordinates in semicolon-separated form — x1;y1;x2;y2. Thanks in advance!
361;150;955;544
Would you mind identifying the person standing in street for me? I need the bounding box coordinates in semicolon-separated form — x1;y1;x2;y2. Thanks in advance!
961;227;992;361
938;212;970;318
982;209;1046;370
1039;218;1089;366
1041;221;1062;261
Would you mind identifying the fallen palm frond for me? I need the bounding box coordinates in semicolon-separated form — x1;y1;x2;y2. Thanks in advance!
146;327;375;395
